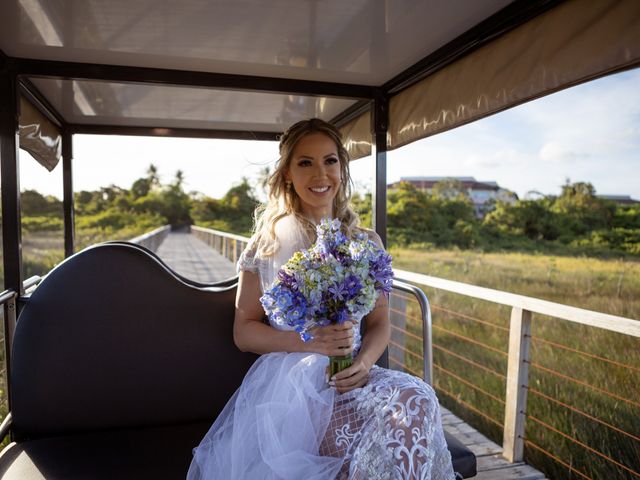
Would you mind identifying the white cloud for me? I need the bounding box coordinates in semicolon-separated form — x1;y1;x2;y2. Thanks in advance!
538;141;589;163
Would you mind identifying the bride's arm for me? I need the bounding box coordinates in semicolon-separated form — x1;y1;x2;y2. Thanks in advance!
233;270;308;354
234;270;354;356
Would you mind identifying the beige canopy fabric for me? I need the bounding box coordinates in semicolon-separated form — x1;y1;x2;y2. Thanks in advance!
383;0;640;150
340;110;371;161
19;95;62;171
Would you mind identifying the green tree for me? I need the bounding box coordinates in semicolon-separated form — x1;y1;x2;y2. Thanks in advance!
351;191;372;228
131;178;151;199
384;181;479;247
551;180;614;237
257;166;271;199
158;171;192;228
21;190;61;216
191;178;260;235
387;181;431;243
146;164;160;189
483;199;559;241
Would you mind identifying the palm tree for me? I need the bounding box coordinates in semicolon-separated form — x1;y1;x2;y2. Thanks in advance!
146;164;160;188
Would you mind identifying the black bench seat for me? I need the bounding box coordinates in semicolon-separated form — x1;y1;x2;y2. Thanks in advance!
0;243;476;479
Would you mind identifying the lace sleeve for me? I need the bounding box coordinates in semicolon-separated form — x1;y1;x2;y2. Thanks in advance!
236;237;260;274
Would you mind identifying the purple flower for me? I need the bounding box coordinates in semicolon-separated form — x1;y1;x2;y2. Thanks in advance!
328;282;347;301
344;274;362;298
333;308;349;325
288;291;307;321
277;269;296;288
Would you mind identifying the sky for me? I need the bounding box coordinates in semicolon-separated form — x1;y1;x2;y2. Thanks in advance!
19;68;639;201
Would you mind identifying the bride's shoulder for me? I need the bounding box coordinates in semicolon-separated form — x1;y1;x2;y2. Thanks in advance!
237;234;263;274
273;213;299;234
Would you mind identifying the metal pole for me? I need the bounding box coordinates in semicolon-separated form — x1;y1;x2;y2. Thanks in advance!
371;94;389;368
62;130;75;257
0;60;24;295
371;95;388;247
2;295;17;415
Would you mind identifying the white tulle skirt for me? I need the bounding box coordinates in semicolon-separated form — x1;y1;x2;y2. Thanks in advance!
187;352;455;480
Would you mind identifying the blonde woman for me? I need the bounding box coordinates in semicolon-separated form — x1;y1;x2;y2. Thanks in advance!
188;119;455;479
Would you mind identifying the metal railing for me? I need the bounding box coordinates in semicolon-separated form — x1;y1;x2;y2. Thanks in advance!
1;275;43;423
395;269;640;480
389;280;433;385
199;226;640;480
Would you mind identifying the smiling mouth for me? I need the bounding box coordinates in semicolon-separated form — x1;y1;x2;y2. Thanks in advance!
309;186;330;193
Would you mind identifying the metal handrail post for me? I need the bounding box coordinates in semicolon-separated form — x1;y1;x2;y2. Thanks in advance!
392;279;433;385
2;292;17;415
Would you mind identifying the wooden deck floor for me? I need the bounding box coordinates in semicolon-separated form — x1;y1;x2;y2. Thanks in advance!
156;231;237;283
155;232;548;479
441;407;548;479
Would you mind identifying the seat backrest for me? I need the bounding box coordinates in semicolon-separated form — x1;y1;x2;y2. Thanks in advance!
10;243;258;441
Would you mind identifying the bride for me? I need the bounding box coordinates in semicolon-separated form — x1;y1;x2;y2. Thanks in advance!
188;118;456;479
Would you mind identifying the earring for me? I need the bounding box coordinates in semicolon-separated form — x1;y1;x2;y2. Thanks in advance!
285;181;292;192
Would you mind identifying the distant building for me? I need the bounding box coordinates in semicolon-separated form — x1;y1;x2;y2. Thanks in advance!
597;195;640;205
388;176;518;217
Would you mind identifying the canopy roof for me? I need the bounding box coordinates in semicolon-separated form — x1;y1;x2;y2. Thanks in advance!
1;0;639;169
0;0;510;134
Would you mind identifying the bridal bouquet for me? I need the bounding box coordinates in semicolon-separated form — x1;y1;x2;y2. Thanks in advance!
260;218;393;377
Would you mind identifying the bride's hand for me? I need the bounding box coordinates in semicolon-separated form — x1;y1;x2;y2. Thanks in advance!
329;357;371;394
307;321;354;356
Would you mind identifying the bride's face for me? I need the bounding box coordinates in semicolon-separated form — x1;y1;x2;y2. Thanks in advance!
286;132;341;220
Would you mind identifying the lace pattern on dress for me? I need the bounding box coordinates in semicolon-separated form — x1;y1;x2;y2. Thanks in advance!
236;237;259;275
319;366;455;480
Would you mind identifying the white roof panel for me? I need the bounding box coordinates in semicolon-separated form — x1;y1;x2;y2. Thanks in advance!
0;0;514;132
28;78;357;132
2;0;512;85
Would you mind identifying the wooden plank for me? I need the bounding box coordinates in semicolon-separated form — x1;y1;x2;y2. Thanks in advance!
440;406;469;427
441;413;465;426
156;232;236;283
450;421;477;434
474;462;546;479
467;440;503;457
443;425;491;446
477;454;524;471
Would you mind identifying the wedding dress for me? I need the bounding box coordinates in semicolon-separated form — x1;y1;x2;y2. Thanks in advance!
187;216;456;480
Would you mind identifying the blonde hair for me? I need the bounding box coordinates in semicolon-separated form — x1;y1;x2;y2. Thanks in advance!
253;118;360;257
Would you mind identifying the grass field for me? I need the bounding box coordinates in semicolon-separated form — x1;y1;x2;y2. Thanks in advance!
389;247;640;480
